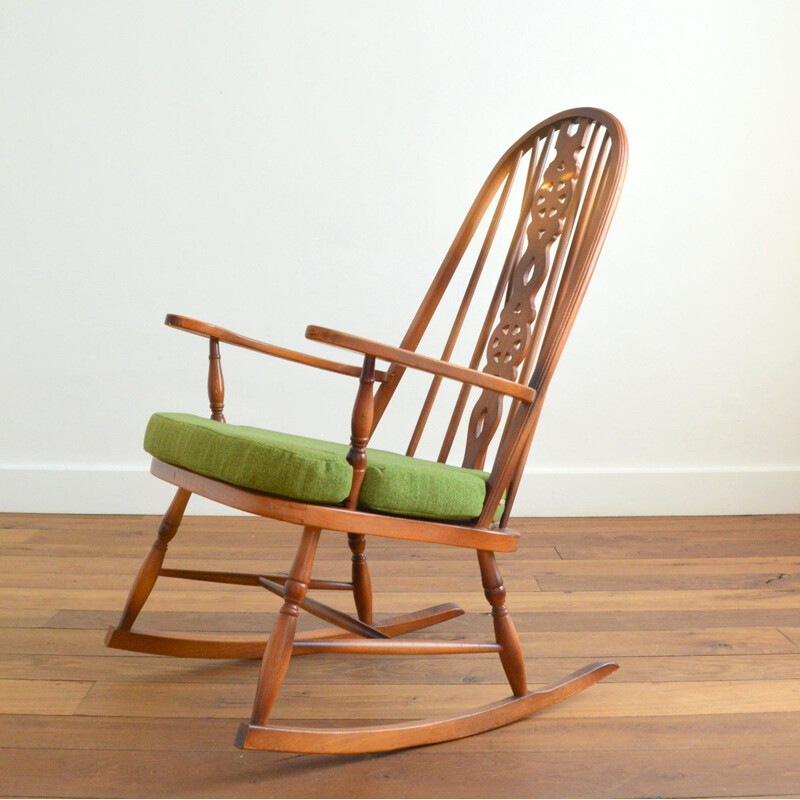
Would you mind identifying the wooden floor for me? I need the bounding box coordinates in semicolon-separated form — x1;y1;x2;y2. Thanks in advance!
0;513;799;798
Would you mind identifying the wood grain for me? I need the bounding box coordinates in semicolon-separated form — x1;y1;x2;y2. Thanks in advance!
0;679;92;715
1;512;798;797
72;677;800;720
305;325;537;402
3;652;799;685
164;313;389;382
6;586;796;613
2;745;800;798
150;458;520;553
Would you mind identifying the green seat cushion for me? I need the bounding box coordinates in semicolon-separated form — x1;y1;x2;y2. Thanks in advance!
144;412;499;522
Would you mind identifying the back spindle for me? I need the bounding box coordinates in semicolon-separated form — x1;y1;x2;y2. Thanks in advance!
406;148;523;458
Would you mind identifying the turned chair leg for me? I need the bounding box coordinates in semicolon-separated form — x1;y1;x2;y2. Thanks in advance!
477;550;528;697
347;533;373;624
116;488;191;632
250;525;321;727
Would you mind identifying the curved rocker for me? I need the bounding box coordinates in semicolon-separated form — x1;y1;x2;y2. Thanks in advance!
104;603;465;659
236;662;618;754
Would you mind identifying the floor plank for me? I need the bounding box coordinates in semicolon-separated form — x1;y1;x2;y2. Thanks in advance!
0;554;795;577
73;678;800;720
3;625;795;659
0;679;92;715
4;652;800;685
0;711;797;752
2;746;800;798
0;609;54;628
3;586;798;614
43;606;800;632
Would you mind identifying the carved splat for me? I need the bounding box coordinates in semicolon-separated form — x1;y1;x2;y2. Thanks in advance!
463;121;591;467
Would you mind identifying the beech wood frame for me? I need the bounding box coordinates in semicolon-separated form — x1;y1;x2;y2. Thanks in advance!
105;107;628;753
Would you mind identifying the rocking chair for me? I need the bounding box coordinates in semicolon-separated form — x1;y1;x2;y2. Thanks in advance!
106;107;628;753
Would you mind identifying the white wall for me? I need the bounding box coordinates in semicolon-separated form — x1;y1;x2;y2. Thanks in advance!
2;0;799;515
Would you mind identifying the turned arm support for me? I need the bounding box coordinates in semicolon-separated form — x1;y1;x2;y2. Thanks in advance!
207;338;225;421
345;355;376;509
305;325;536;403
165;314;389;381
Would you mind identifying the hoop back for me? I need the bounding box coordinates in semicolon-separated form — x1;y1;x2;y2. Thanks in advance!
371;108;627;518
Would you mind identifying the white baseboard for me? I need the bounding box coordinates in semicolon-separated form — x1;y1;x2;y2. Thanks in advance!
1;465;798;516
514;466;800;516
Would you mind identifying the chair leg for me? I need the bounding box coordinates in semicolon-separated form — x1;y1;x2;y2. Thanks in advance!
477;550;528;696
116;488;191;632
249;525;321;727
347;533;373;624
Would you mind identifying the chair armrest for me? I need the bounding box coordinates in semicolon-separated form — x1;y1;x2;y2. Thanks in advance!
305;325;536;403
165;315;388;381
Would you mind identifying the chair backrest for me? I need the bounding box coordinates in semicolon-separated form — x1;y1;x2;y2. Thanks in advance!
372;108;627;523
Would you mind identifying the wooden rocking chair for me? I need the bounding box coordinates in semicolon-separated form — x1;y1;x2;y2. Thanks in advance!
106;107;628;753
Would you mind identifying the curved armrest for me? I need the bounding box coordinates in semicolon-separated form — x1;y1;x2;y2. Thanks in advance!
165;315;388;381
305;325;536;403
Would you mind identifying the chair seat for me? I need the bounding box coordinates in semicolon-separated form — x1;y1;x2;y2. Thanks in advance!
144;413;498;522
